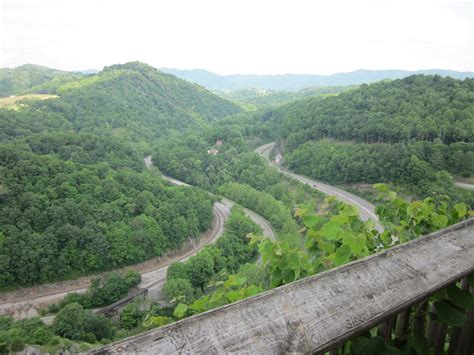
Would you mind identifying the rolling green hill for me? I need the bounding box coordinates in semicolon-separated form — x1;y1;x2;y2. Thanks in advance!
272;75;473;146
0;64;69;97
32;62;241;142
0;135;214;289
215;86;352;110
0;61;243;288
0;62;242;144
256;75;474;204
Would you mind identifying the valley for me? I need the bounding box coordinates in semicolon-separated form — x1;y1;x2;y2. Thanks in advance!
0;61;472;354
256;142;382;230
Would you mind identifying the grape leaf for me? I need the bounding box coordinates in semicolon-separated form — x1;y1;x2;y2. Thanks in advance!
433;300;467;327
447;285;474;309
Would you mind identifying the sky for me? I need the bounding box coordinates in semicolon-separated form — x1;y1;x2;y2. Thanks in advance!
0;0;472;75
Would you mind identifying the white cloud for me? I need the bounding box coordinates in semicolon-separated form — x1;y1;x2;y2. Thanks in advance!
0;0;472;74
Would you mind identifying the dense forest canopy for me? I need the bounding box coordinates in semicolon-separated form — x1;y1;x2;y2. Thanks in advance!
215;86;352;110
271;75;473;145
240;75;474;204
32;62;241;142
0;62;244;288
0;140;214;288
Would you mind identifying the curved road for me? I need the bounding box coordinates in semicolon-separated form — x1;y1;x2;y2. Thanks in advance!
141;157;276;299
145;156;276;243
0;202;229;321
256;143;382;231
454;182;474;190
0;156;278;321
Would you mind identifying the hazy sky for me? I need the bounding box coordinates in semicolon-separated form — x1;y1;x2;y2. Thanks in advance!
0;0;472;74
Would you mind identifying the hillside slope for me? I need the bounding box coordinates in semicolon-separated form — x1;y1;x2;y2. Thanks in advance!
0;64;69;97
0;61;243;288
0;135;214;288
272;75;473;145
32;62;241;142
256;75;474;204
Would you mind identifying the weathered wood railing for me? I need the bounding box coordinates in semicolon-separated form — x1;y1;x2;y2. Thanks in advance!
90;219;474;354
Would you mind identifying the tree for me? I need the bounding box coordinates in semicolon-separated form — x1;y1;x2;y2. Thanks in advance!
120;302;144;329
83;312;114;341
188;249;215;290
51;302;113;342
52;302;86;340
167;262;189;280
162;278;196;304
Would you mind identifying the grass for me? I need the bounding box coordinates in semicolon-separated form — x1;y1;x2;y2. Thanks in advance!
0;94;58;110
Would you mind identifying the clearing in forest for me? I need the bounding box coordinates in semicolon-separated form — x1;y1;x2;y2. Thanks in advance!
0;94;58;110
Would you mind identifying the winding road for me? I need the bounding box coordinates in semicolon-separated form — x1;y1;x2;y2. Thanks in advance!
256;142;383;231
143;156;276;299
145;156;276;243
0;157;276;321
0;202;230;320
454;182;474;190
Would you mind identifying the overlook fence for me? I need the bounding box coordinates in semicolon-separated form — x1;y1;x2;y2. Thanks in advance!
91;219;474;354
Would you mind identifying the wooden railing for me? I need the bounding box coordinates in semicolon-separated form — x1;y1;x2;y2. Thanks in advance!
90;219;474;354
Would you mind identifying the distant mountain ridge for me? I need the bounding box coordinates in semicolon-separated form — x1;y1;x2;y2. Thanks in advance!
160;68;474;91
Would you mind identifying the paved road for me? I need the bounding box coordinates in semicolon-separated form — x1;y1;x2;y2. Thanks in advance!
0;156;278;321
454;182;474;190
0;159;230;320
137;158;276;300
256;143;382;231
0;202;229;321
145;156;276;242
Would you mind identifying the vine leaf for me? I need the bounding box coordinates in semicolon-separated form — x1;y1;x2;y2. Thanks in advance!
407;333;432;355
453;203;467;218
173;303;189;319
446;285;474;309
350;335;386;355
433;300;467;327
320;220;343;241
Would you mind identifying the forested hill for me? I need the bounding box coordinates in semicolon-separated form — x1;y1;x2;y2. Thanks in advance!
256;75;474;204
0;64;69;97
0;61;242;289
28;62;241;142
0;134;215;288
271;75;473;146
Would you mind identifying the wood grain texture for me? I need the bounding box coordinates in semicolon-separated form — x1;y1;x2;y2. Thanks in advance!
90;219;474;354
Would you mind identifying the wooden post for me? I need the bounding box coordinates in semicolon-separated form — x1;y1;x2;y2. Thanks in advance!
447;278;469;355
456;275;474;355
414;300;428;336
394;308;410;345
433;323;447;355
378;317;393;342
